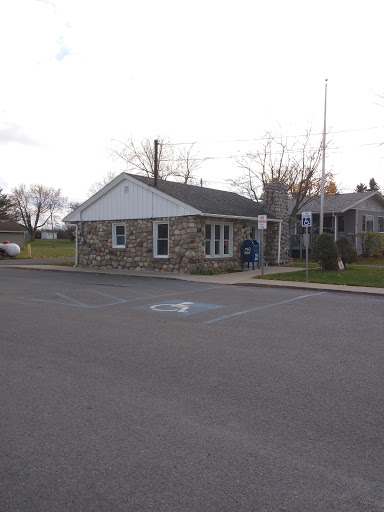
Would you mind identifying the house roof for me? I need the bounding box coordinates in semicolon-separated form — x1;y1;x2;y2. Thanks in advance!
0;221;28;233
128;174;270;218
64;172;275;222
289;191;384;214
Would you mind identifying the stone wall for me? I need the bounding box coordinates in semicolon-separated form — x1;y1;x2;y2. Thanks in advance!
263;180;289;265
78;216;248;273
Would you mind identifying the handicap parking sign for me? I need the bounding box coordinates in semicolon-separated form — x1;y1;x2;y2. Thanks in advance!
301;211;312;228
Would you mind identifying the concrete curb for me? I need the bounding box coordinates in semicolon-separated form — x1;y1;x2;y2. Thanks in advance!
2;263;384;296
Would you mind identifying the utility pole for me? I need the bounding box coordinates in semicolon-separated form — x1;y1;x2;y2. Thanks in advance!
154;139;159;187
319;78;328;234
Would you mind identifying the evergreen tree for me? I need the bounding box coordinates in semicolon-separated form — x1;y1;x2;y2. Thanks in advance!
354;183;367;193
368;178;380;191
0;188;13;220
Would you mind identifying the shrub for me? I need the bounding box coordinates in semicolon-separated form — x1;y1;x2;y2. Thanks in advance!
358;232;383;258
311;233;339;270
336;236;358;267
190;267;226;275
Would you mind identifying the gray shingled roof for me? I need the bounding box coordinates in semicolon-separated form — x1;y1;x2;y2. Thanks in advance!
0;221;28;232
289;191;384;214
128;174;272;218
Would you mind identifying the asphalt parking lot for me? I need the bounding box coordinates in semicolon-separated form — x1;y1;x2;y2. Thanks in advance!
1;268;384;511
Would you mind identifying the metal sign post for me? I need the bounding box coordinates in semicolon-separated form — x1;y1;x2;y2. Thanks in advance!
301;212;312;283
258;215;267;277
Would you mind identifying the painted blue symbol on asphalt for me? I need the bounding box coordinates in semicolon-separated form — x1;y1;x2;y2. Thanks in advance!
135;300;223;316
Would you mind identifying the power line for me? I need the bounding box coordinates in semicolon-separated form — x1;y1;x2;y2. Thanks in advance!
162;125;384;147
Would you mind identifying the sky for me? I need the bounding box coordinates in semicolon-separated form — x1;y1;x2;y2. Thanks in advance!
0;0;383;206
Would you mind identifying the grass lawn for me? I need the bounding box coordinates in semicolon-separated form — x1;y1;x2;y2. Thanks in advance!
18;239;75;259
256;266;384;288
294;257;384;267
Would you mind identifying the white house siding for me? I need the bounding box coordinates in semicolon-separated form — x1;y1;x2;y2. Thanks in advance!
358;197;383;212
75;180;198;222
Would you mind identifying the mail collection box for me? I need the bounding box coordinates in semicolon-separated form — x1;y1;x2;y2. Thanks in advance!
241;240;260;270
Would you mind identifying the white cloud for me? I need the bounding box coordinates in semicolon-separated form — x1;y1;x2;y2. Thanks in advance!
0;0;382;200
0;122;39;146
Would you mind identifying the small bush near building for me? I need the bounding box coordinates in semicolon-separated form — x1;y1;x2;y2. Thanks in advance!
311;232;339;270
190;267;226;275
358;232;383;258
336;236;358;267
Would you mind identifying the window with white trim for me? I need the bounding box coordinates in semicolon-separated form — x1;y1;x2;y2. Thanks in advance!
205;222;233;257
378;217;384;233
362;215;374;232
153;222;169;258
112;223;126;248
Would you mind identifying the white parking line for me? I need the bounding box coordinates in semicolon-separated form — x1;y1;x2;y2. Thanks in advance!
201;291;327;325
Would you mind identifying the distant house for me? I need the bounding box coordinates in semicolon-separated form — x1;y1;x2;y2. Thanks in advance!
0;221;28;249
289;191;384;255
63;173;290;273
41;230;58;240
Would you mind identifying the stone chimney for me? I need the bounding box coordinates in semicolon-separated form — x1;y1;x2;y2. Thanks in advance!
263;180;289;265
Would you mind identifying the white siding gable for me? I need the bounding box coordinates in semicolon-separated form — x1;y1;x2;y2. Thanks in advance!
357;197;384;213
64;175;200;222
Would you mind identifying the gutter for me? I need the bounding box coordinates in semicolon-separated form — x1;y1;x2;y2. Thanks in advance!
200;213;282;223
67;223;79;266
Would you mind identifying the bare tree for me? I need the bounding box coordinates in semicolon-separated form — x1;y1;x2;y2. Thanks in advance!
87;171;119;198
10;184;67;241
229;130;335;217
110;136;205;184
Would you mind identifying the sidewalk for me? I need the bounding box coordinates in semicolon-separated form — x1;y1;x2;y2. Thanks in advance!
2;261;384;296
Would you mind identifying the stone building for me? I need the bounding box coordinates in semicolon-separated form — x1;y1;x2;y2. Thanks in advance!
63;173;289;273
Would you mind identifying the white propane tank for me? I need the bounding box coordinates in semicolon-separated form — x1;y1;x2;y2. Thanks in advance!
0;241;21;257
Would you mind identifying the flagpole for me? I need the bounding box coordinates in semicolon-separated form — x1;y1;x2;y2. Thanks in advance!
319;78;328;234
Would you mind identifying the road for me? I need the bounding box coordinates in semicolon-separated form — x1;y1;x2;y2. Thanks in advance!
1;268;384;512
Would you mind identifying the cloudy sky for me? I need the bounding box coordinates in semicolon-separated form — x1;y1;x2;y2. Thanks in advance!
0;0;383;204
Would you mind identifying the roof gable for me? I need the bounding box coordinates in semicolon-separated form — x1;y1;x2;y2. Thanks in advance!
63;172;269;222
290;191;384;214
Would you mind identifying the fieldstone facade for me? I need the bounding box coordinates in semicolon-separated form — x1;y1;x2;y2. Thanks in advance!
78;216;250;273
263;180;289;265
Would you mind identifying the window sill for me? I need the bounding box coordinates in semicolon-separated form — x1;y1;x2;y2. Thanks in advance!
206;255;233;259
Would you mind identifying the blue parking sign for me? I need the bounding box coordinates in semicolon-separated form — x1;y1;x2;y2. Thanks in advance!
301;211;312;227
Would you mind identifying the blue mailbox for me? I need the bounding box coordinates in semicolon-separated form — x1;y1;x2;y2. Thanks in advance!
241;239;260;270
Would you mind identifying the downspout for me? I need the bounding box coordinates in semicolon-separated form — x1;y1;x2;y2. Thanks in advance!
67;223;79;266
277;220;282;265
355;209;358;250
332;212;337;241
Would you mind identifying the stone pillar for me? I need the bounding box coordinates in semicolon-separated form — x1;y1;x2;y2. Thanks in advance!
263;179;289;265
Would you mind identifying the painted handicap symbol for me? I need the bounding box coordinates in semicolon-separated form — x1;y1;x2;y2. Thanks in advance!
150;301;193;313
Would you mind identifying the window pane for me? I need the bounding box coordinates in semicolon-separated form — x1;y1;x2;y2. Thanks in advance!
337;216;345;232
116;235;125;245
215;225;220;239
224;240;229;254
205;240;211;254
157;223;168;238
362;215;366;231
157;240;168;255
205;224;211;239
214;241;220;254
116;225;125;235
224;225;229;239
367;218;374;232
378;217;384;232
